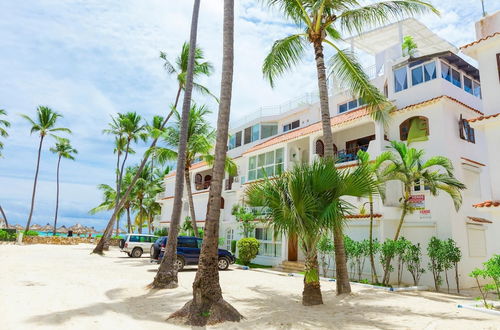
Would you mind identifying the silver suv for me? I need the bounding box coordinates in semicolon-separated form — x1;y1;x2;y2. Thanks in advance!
120;234;158;258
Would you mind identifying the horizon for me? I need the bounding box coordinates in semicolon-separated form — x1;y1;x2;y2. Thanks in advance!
1;0;499;230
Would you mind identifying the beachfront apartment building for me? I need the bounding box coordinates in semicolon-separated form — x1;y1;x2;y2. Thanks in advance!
155;17;500;288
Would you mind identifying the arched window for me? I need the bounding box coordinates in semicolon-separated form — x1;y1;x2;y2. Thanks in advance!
399;116;429;141
333;143;338;155
203;175;212;189
315;139;324;157
220;197;225;209
195;173;203;190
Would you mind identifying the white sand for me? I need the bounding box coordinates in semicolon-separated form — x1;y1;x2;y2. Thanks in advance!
0;243;498;330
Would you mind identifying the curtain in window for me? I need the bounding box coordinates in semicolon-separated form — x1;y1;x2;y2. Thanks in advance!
394;67;408;92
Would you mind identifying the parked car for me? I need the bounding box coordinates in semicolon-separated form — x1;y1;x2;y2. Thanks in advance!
150;236;235;270
120;234;158;258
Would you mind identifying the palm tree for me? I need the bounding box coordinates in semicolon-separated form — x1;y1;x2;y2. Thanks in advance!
21;106;71;232
357;149;391;284
262;0;437;294
152;0;202;289
49;138;77;235
378;141;466;284
93;33;215;255
94;112;147;253
0;109;11;228
89;183;127;235
246;160;376;305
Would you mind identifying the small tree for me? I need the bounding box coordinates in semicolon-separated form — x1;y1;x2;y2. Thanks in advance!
317;234;334;278
395;237;411;286
344;236;357;280
427;237;446;291
355;240;370;282
442;239;461;293
469;269;490;308
483;254;500;299
237;237;260;266
380;239;398;286
402;35;418;57
231;204;258;238
403;242;425;286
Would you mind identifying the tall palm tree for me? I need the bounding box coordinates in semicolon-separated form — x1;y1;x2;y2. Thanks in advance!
0;109;11;228
247;160;376;305
378;141;465;284
169;0;242;324
152;0;202;289
262;0;438;294
50;138;77;235
94;112;147;253
157;104;236;237
93;33;215;255
21;106;71;232
89;183;126;234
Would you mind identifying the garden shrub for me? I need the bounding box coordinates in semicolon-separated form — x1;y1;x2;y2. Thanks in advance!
380;239;397;285
427;236;446;291
230;240;237;254
403;242;425;286
24;230;39;236
317;234;334;278
395;237;411;286
237;237;260;266
154;228;168;237
0;229;17;241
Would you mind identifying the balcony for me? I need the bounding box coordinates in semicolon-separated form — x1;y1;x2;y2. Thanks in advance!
335;144;369;163
194;169;212;191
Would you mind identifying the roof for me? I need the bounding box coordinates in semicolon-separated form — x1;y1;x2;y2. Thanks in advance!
165;161;208;179
473;200;500;208
467;216;492;224
244;95;482;155
468;113;500;123
346;214;383;219
345;18;457;55
461;32;500;50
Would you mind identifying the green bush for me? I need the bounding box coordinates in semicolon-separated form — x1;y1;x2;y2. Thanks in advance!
24;230;39;236
237;237;260;266
230;240;237;254
154;228;168;237
0;229;17;241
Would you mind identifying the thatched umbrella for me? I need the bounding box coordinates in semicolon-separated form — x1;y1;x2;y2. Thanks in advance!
30;224;42;231
68;223;86;235
11;224;24;230
56;225;68;234
40;223;54;232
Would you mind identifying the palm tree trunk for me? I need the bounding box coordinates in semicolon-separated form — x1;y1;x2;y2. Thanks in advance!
313;41;350;294
127;206;132;233
53;155;62;235
302;251;323;306
185;167;199;237
169;0;242;325
25;135;45;233
116;217;119;237
152;0;201;290
369;198;378;284
0;204;9;228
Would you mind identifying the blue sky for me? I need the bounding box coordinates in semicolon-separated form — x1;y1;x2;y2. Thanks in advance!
0;0;498;230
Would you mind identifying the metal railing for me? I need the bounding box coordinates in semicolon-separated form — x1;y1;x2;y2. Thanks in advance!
335;144;369;163
229;92;320;129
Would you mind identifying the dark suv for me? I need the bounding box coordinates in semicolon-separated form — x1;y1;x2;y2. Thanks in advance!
150;236;235;270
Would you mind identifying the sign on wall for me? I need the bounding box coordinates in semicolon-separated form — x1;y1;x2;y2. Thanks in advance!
409;194;425;210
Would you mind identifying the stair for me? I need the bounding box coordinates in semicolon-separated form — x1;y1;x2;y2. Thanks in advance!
273;260;305;274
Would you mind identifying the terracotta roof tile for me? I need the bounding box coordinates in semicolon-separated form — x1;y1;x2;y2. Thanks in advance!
468;112;500;123
467;216;492;224
243;95;482;155
473;200;500;208
461;32;500;50
346;214;383;219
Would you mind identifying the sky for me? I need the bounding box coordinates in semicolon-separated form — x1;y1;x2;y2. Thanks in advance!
0;0;498;231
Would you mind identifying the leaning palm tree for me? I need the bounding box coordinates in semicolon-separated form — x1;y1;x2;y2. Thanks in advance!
93;34;216;255
89;184;126;235
169;0;243;325
246;159;376;305
50;138;77;235
378;141;466;284
0;109;11;227
262;0;438;294
21;106;71;232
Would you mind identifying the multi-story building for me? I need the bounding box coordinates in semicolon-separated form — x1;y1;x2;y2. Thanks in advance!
155;18;500;288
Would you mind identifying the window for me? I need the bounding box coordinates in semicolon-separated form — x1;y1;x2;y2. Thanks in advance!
315;139;324;157
225;229;234;251
473;81;481;98
129;235;140;242
441;62;451;82
459;115;475;143
220;197;225;209
261;124;278;139
244;127;252;144
424;61;436;81
339;103;348;113
400;116;429;141
464;76;473;94
410;61;436;86
411;65;423;86
394;66;408;92
178;238;198;248
254;227;282;257
228;135;235;149
452;69;461;88
283;120;300;132
244;125;260;144
338;98;366;113
235;131;242;147
247;148;284;181
413;179;430;192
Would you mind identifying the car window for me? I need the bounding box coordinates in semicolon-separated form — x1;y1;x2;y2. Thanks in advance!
178;238;197;248
129;235;140;242
140;236;149;243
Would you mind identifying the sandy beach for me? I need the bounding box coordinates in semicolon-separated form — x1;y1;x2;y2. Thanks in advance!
0;243;498;330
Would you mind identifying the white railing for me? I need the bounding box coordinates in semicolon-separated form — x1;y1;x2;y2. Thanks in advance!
229;92;320;129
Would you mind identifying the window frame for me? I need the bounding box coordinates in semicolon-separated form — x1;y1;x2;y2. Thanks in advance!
399;116;429;141
247;148;284;182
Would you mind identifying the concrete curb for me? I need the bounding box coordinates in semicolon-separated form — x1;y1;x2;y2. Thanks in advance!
457;304;500;316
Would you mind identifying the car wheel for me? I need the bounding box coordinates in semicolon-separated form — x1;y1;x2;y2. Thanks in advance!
218;257;229;270
150;246;155;257
174;257;185;271
131;247;143;258
119;239;125;249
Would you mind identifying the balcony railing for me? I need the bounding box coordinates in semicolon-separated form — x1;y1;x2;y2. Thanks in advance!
335;144;369;163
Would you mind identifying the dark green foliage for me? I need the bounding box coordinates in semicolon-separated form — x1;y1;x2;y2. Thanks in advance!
154;227;168;237
24;230;39;236
237;237;260;266
427;236;446;291
403;242;425;286
0;229;16;241
380;239;397;285
230;240;237;254
317;234;334;277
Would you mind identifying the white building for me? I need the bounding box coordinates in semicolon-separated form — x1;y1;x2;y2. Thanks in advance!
156;18;500;288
